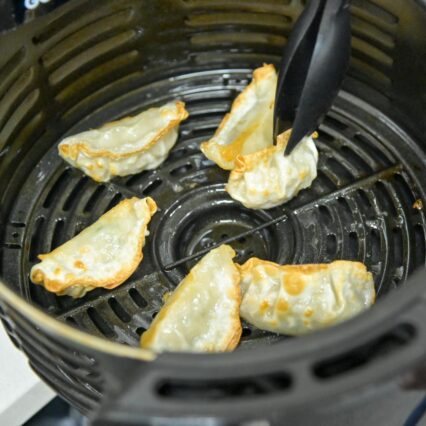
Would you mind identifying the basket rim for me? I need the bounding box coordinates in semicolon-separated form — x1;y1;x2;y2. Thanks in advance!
1;266;425;367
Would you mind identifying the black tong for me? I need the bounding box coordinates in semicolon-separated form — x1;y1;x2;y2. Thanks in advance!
273;0;351;155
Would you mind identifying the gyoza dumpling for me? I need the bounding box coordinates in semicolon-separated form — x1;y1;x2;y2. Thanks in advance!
239;259;375;335
226;130;318;209
59;101;188;182
140;245;242;353
30;197;157;298
200;64;277;170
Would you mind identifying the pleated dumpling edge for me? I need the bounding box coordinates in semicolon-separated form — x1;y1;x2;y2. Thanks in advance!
140;245;242;353
200;64;277;170
30;197;157;298
58;101;189;182
238;258;376;335
226;130;318;209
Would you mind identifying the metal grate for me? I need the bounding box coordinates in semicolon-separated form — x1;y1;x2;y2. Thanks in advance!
1;69;425;349
0;0;425;416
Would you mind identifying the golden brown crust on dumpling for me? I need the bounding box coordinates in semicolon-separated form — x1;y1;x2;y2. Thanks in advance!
226;129;318;210
232;129;291;174
30;197;157;297
238;258;375;335
239;258;370;276
141;245;242;353
200;64;277;170
59;102;188;161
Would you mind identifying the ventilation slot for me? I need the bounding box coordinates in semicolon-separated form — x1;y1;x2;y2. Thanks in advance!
393;173;415;207
60;69;142;124
83;185;106;213
157;372;292;399
348;232;358;259
126;171;149;187
353;132;392;165
51;219;65;251
326;158;354;183
32;0;100;44
166;148;188;163
170;163;193;177
326;234;337;256
29;217;46;262
351;36;393;68
63;177;90;211
54;50;140;106
337;196;353;217
136;327;146;336
318;205;333;227
340;145;373;174
0;68;35;132
0;90;40;144
41;8;134;70
43;169;72;209
349;57;391;92
413;225;426;269
351;1;398;27
357;189;375;219
351;16;395;50
143;179;162;195
49;32;137;86
324;115;348;132
9;222;26;228
316;169;337;190
185;12;291;29
66;316;78;327
0;49;25;98
317;129;334;145
108;298;131;323
242;327;252;337
374;181;397;216
190;31;285;48
182;0;293;11
105;193;123;212
87;308;115;338
129;288;148;308
370;229;381;266
1;243;21;250
313;324;415;379
392;227;403;267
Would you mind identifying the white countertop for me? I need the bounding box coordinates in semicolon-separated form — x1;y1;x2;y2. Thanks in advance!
0;322;55;426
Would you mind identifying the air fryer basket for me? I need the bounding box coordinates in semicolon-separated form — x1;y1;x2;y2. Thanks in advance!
0;0;426;424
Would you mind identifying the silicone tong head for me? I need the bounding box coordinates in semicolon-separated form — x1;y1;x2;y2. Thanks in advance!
273;0;351;155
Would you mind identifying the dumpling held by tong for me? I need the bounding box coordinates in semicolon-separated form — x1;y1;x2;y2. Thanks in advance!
201;64;277;170
226;130;318;209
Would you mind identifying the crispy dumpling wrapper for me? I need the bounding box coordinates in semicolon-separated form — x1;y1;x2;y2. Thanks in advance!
141;245;242;353
239;259;375;335
200;64;277;170
59;101;188;182
30;197;157;298
226;130;318;209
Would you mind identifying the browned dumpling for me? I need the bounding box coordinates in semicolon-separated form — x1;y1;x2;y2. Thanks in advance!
200;64;277;170
141;245;242;353
59;101;188;182
30;197;157;298
239;259;375;335
226;130;318;209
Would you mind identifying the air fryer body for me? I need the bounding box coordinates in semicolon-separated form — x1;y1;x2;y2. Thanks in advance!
0;1;426;425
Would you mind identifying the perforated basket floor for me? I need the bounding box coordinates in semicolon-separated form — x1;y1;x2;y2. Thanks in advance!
2;70;425;349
